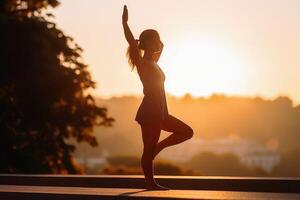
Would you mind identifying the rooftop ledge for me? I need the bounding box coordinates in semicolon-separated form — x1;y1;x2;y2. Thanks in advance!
0;174;299;193
1;185;300;200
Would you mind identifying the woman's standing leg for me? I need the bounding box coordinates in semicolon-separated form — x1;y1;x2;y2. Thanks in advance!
140;122;169;190
153;115;194;159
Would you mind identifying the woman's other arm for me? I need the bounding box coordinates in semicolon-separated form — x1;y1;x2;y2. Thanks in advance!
153;41;164;63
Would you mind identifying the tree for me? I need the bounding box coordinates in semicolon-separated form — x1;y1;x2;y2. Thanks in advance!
0;0;114;173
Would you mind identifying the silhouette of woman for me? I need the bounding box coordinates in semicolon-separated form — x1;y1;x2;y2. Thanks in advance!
122;5;194;190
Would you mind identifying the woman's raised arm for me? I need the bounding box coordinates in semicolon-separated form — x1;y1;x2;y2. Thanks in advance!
122;5;142;65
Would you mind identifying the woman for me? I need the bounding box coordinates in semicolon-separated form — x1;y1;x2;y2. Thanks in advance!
122;5;194;190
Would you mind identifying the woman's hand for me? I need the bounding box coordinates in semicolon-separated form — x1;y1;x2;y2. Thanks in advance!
153;41;164;62
159;41;164;51
155;41;164;53
122;5;128;24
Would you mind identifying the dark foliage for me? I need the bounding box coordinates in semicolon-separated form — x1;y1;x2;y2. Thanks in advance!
0;0;114;173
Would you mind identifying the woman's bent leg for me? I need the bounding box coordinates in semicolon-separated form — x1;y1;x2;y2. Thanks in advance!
153;115;194;159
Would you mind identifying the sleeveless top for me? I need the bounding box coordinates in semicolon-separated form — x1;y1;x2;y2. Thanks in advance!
135;60;169;124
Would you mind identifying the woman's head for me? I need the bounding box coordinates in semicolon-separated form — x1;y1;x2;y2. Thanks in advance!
126;29;162;71
138;29;161;53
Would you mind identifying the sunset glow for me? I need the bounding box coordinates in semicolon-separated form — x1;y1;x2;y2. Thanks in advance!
53;0;300;103
160;36;251;97
4;0;300;179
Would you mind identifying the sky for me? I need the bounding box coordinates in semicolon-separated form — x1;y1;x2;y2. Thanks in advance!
52;0;300;104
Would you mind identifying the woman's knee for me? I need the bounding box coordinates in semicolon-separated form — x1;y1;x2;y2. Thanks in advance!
184;126;194;139
172;125;194;139
174;125;193;139
177;120;194;139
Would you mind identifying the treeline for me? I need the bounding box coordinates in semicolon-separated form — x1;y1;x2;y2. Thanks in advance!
93;94;300;153
74;94;300;177
85;150;300;177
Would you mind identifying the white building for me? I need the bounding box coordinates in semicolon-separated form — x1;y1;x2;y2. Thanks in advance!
159;136;280;172
75;149;109;168
240;151;280;172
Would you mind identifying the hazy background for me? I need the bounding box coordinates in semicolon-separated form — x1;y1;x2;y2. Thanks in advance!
43;0;300;176
72;94;300;176
53;0;300;104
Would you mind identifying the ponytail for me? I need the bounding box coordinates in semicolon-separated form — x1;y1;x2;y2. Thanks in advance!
126;40;142;72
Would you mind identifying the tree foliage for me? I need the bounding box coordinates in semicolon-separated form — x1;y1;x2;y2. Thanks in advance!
0;0;114;173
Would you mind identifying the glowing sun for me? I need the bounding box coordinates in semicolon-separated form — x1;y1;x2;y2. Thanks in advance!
159;36;250;97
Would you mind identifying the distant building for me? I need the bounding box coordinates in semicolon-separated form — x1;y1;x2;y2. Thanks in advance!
75;149;109;169
240;151;280;172
159;136;280;172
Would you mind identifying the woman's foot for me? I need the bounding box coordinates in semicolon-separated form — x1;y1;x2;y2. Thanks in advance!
145;181;170;190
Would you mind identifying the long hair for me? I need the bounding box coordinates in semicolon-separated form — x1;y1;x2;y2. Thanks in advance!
126;29;160;72
126;40;142;72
